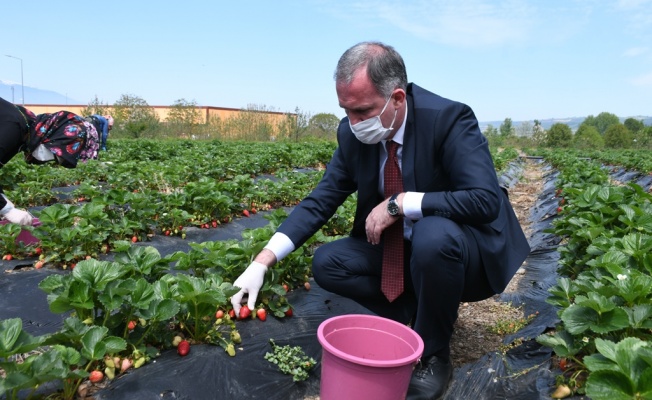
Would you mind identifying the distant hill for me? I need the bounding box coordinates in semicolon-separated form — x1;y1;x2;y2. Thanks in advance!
0;81;81;105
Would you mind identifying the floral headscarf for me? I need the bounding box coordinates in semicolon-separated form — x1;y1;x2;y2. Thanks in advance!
22;109;99;168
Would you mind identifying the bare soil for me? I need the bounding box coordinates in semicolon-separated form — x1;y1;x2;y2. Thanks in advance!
450;158;542;366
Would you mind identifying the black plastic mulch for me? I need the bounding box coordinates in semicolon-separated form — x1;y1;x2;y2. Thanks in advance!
3;159;649;399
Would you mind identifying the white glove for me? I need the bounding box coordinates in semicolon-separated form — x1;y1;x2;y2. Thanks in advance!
0;196;33;226
230;261;268;315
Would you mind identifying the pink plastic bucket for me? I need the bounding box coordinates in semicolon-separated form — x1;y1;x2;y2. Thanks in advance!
0;218;41;246
317;314;424;400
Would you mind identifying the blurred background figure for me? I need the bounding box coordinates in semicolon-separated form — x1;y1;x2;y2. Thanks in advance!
0;96;99;225
85;114;113;151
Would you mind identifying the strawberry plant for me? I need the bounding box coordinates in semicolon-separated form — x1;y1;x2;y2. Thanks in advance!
183;177;234;224
169;272;239;344
264;339;316;382
584;337;652;399
536;150;652;397
0;222;26;257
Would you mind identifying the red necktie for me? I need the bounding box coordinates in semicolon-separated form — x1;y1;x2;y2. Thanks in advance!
382;140;404;302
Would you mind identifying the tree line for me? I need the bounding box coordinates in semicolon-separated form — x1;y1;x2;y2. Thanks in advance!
81;94;341;142
485;112;652;149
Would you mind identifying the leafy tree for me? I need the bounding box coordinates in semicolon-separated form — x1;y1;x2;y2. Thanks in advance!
633;126;652;148
582;112;620;135
623;117;644;133
308;113;340;139
167;98;202;137
573;124;604;150
546;123;572;147
530;120;546;146
603;123;633;148
499;118;514;137
112;94;159;139
516;121;533;137
292;107;311;142
168;98;201;125
309;113;339;133
80;95;110;117
483;124;498;138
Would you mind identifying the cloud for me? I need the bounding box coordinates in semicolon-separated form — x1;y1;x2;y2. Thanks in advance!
614;0;652;35
623;47;649;56
372;0;535;47
323;0;594;49
629;71;652;86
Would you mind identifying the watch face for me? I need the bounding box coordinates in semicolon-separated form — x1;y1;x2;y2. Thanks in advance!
388;201;400;216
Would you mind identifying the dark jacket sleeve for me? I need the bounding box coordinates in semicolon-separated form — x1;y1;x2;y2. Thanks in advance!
276;126;358;248
0;97;28;209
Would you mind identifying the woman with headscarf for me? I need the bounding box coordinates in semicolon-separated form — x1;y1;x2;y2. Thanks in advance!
0;96;100;226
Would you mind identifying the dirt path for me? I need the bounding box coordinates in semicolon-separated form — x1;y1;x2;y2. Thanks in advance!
450;157;543;366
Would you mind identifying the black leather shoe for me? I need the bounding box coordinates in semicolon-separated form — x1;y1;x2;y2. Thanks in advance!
406;355;453;400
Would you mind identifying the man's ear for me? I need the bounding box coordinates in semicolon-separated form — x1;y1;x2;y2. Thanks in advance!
392;88;406;107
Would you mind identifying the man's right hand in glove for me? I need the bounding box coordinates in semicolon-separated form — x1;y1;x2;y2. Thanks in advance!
230;261;268;316
0;196;33;226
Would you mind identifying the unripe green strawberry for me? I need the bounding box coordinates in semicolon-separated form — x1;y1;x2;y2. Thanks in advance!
104;366;115;380
226;344;236;357
230;330;242;344
134;357;146;368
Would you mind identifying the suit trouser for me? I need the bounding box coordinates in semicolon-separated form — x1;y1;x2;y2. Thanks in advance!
312;215;493;359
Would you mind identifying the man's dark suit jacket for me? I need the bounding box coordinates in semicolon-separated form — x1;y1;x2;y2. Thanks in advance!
277;83;530;294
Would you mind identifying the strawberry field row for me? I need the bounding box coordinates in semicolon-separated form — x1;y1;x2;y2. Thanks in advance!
533;149;652;399
0;140;520;399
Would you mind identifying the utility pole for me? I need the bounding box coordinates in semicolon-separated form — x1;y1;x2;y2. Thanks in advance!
5;55;24;105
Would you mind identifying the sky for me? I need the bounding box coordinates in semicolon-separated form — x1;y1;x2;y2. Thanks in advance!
1;0;651;123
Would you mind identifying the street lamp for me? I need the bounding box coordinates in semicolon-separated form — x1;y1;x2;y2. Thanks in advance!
5;55;24;105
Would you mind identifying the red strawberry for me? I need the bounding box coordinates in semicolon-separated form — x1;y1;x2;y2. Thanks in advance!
228;309;236;319
557;207;562;213
215;310;224;319
35;260;45;269
251;208;257;214
212;220;218;228
284;308;293;317
239;305;252;320
243;209;250;217
282;284;289;293
3;254;13;261
559;358;567;371
127;320;137;330
131;235;138;243
177;340;190;356
256;308;267;321
89;370;104;383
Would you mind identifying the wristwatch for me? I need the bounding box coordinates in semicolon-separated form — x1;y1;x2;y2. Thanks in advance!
387;193;400;217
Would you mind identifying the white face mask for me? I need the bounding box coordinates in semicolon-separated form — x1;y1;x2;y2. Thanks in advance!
349;96;397;144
